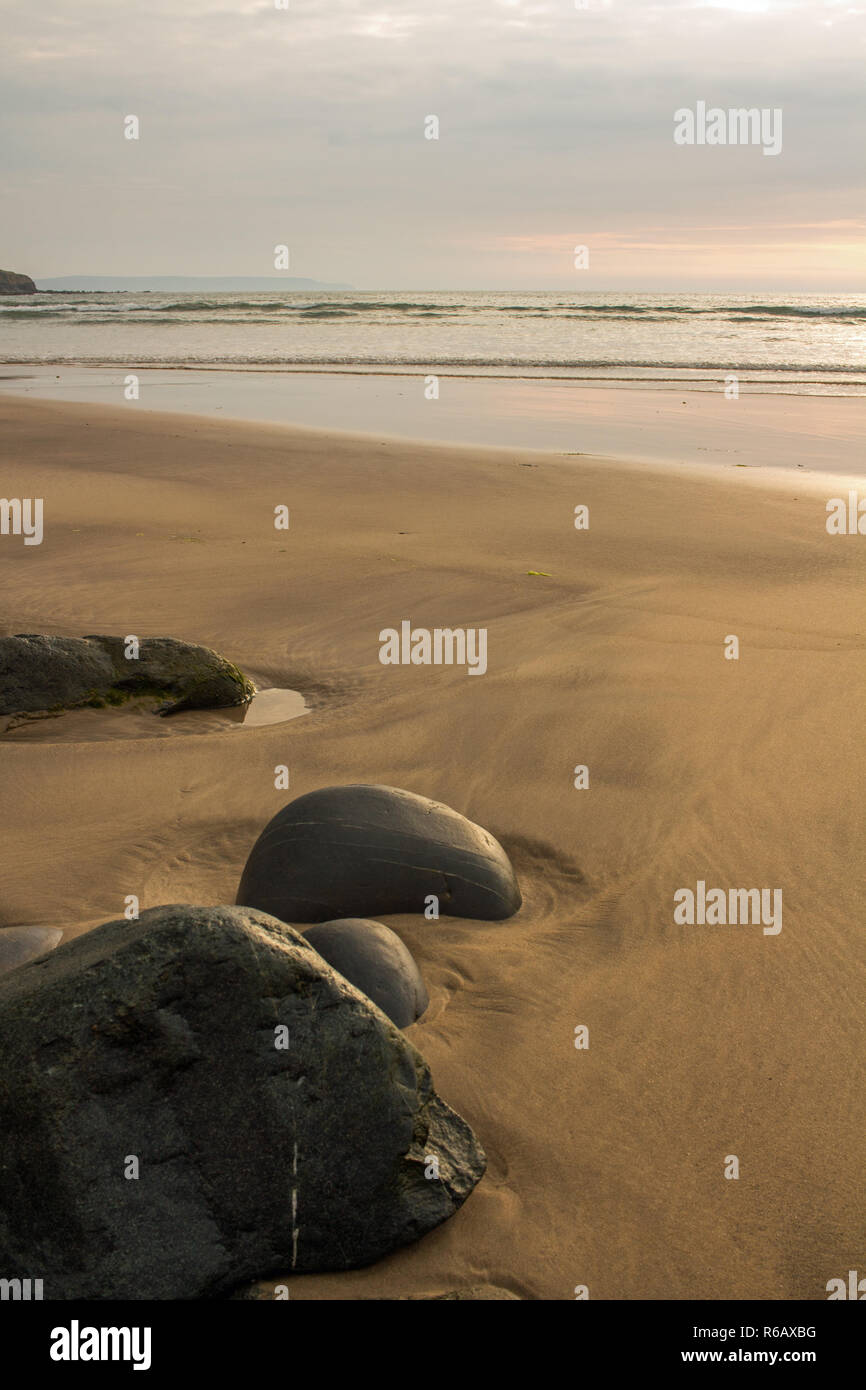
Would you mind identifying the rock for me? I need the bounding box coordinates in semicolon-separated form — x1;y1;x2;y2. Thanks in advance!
0;634;255;717
0;905;485;1299
303;919;428;1028
237;784;521;923
85;635;256;715
0;927;62;976
0;270;36;295
0;635;114;715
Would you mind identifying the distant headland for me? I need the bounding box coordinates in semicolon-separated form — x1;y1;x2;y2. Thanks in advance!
34;276;353;292
0;269;36;294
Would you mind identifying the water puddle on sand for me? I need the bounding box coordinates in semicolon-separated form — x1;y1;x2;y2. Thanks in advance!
213;687;308;728
0;686;308;743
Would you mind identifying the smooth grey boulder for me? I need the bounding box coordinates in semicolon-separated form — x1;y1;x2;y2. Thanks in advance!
303;919;428;1028
0;633;255;716
0;905;484;1300
0;926;62;976
237;784;521;923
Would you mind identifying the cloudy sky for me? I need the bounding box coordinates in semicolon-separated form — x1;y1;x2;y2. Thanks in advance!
2;0;863;289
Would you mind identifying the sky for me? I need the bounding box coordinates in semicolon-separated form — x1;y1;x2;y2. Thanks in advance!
1;0;864;289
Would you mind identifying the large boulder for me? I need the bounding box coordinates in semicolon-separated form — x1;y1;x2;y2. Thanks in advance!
237;784;521;923
0;270;36;295
0;905;484;1299
303;919;428;1028
0;634;255;716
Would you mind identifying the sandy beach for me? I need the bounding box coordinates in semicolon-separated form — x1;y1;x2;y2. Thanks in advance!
1;393;864;1300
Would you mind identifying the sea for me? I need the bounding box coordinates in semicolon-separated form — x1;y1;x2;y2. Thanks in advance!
1;291;864;471
2;290;864;391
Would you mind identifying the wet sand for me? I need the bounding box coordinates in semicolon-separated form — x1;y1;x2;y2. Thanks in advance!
2;364;865;474
0;393;864;1300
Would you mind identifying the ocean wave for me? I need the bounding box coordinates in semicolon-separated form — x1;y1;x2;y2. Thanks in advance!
0;300;469;320
725;304;866;319
502;303;866;321
0;315;294;326
149;299;295;312
521;312;683;322
0;309;67;319
3;354;863;374
294;300;464;313
6;298;864;324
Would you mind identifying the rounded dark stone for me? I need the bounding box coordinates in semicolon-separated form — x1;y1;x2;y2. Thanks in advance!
303;919;428;1028
236;783;521;923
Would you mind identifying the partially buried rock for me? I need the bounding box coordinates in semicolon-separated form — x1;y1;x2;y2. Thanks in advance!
0;927;62;976
0;633;255;717
0;904;485;1299
237;784;521;923
303;919;428;1028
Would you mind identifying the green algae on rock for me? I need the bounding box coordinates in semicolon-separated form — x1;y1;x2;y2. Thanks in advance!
0;634;255;717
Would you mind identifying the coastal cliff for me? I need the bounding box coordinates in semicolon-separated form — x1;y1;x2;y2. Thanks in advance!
0;269;36;295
